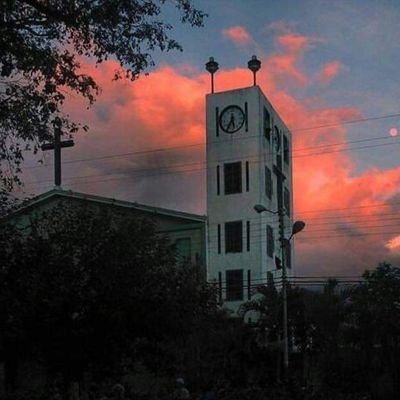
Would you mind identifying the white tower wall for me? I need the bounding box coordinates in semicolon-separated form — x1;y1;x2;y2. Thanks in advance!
206;86;293;310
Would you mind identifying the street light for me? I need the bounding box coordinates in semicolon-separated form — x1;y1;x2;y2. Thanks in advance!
253;204;277;214
205;57;219;93
289;220;306;241
254;203;306;382
248;55;261;86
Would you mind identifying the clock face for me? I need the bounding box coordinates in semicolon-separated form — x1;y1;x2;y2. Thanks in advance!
219;105;245;134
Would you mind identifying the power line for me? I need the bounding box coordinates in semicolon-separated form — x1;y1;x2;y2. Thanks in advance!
301;211;400;222
23;109;400;170
294;140;400;158
24;137;400;187
297;230;400;240
25;133;400;171
296;200;400;215
292;112;400;132
307;217;400;227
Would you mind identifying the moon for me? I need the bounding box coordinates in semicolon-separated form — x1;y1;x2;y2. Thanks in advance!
389;127;398;137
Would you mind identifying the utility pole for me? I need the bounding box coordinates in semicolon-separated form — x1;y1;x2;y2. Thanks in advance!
274;162;289;383
254;200;305;384
278;205;289;383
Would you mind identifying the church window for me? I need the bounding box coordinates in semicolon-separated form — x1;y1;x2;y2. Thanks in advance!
226;269;243;301
265;166;272;199
264;107;271;141
224;162;242;194
267;225;274;258
283;134;289;164
225;221;243;253
284;187;291;216
175;238;191;260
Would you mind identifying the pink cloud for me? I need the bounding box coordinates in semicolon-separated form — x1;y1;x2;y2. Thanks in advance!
317;61;343;84
25;28;400;275
267;21;293;35
261;32;319;87
222;26;252;46
276;33;312;53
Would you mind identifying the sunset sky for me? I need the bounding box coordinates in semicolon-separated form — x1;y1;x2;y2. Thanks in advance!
18;0;400;276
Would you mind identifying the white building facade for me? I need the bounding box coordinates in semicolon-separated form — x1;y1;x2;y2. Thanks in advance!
206;85;294;310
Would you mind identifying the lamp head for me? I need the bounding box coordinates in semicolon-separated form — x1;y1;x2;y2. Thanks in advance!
254;204;277;214
248;55;261;73
254;204;267;213
292;220;306;235
205;57;219;74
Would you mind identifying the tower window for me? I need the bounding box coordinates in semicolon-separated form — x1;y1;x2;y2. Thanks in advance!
283;134;289;164
224;162;242;194
216;165;220;195
265;166;272;199
247;270;251;300
264;107;271;141
275;126;282;167
217;224;221;254
226;269;243;301
246;161;250;192
285;241;292;269
218;272;222;303
225;221;243;253
246;221;250;252
284;187;291;216
267;225;274;258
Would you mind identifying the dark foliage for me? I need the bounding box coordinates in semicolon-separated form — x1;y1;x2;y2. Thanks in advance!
0;0;206;191
0;203;215;391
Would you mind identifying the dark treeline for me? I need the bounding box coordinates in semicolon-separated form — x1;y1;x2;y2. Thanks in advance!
1;205;399;400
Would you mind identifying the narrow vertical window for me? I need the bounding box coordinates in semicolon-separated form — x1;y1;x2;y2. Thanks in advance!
283;134;289;165
245;102;248;131
217;224;221;254
267;225;274;258
275;127;282;167
246;221;250;251
246;161;249;192
218;272;222;303
216;107;219;137
264;107;271;141
247;269;251;300
284;187;290;217
216;165;220;195
265;166;272;199
285;242;292;269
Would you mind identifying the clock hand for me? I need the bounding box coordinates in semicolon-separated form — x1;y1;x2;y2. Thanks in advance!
228;113;235;129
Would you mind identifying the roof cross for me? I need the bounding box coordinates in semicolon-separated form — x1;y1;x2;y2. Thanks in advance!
41;128;74;187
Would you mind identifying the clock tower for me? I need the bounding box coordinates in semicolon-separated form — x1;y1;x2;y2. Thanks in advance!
206;84;293;310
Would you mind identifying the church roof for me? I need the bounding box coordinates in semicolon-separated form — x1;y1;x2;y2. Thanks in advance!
4;188;206;223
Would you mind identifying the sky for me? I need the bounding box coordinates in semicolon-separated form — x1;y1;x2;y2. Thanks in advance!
18;0;400;276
